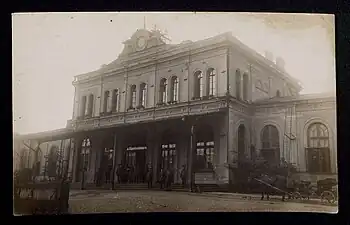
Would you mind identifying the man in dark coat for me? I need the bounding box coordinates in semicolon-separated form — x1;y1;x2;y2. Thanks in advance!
180;165;187;187
146;167;153;189
116;164;122;184
159;168;165;189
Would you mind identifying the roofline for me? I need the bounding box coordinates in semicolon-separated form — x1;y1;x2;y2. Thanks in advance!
253;92;336;106
225;33;303;91
73;31;302;91
14;128;76;142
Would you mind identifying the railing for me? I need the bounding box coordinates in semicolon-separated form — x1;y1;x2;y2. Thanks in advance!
13;181;70;215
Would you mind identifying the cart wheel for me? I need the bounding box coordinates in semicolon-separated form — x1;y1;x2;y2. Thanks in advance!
309;190;317;198
321;191;335;204
293;192;301;199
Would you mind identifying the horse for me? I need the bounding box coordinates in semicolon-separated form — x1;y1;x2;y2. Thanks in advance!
247;173;290;201
258;174;290;201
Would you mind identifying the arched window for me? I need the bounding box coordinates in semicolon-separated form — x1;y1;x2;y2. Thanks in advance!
207;68;216;96
261;125;280;165
306;123;331;173
243;73;249;101
87;94;94;116
139;83;147;107
238;125;246;162
194;71;203;98
159;78;168;104
170;76;179;102
111;89;119;112
103;91;110;113
130;85;137;108
236;70;241;100
80;96;87;117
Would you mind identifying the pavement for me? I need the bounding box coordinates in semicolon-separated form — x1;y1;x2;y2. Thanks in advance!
68;190;338;213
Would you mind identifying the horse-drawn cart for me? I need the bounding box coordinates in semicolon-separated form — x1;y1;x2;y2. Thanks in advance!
291;180;316;200
317;178;338;204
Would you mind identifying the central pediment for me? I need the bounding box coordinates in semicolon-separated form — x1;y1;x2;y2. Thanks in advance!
119;29;167;56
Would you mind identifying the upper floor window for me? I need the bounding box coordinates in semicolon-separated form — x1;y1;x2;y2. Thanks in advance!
130;85;137;108
80;96;87;117
306;122;331;173
194;71;204;98
276;90;281;97
236;69;241;100
87;94;94;116
159;78;168;104
243;73;249;101
207;68;216;96
139;83;147;107
170;76;179;102
111;89;119;112
103;91;110;113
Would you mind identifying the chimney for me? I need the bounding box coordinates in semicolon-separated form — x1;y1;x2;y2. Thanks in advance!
264;51;274;62
275;57;285;71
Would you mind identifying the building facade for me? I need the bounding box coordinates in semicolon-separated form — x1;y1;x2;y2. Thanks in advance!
13;29;337;188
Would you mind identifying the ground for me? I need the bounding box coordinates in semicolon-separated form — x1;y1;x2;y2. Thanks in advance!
68;190;337;213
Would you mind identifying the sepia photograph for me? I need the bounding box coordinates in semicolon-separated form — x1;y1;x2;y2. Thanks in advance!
12;12;337;215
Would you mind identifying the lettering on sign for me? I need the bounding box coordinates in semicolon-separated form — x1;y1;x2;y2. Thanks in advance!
194;172;216;184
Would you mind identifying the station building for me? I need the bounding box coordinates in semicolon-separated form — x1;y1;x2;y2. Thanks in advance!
13;28;337;189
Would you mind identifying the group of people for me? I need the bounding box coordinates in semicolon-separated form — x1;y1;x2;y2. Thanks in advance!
114;164;188;190
116;164;147;184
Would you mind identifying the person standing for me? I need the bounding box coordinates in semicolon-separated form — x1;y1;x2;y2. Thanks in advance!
180;165;187;187
146;166;153;189
116;164;122;184
159;168;165;189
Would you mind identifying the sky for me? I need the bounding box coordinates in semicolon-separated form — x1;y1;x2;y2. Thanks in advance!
12;12;336;135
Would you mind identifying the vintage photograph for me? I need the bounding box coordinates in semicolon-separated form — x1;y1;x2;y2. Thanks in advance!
13;12;337;214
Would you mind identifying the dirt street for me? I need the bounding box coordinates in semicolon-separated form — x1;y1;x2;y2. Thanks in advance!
69;190;337;213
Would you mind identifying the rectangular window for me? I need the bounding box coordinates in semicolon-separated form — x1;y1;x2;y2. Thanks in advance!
141;88;146;106
132;91;137;108
80;96;87;117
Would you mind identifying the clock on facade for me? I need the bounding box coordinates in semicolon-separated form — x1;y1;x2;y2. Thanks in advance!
136;36;147;50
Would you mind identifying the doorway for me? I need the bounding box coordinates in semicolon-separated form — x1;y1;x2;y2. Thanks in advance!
124;146;147;183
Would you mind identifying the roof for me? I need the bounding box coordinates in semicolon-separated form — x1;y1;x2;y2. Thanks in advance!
14;128;76;142
73;29;302;91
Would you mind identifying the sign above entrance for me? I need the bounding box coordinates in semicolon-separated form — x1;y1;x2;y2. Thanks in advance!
126;146;147;151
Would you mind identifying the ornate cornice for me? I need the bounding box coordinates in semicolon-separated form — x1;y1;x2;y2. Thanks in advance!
67;98;228;132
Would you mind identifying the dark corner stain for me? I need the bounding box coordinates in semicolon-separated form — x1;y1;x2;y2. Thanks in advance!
110;20;113;22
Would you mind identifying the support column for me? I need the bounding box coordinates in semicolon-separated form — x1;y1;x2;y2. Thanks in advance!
240;75;244;101
152;130;160;184
188;124;196;190
111;132;117;189
67;138;74;180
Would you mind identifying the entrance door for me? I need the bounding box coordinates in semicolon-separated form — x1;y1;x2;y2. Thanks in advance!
160;144;177;182
124;146;147;183
260;149;278;166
